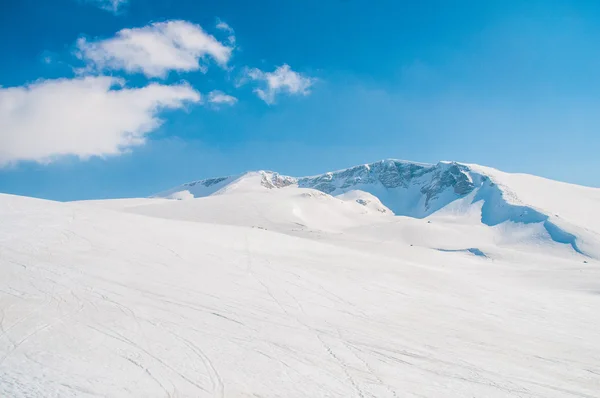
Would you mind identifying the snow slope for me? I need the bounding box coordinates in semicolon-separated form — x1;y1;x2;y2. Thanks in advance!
95;173;392;234
1;159;600;397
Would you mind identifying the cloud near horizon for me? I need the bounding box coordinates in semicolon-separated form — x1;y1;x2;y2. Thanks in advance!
0;76;200;166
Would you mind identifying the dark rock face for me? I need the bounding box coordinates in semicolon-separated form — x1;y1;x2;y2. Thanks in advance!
184;177;228;188
261;172;296;189
376;161;431;189
300;160;474;197
420;163;475;209
297;160;477;215
298;160;433;193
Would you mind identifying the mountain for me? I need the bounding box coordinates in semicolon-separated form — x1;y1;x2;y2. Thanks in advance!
154;159;600;258
2;159;599;397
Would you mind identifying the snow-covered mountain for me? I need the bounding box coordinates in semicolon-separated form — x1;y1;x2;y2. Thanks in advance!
154;159;600;258
2;159;600;397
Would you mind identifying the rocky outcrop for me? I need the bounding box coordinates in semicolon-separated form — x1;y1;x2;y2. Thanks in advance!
420;163;475;210
260;172;296;189
183;177;228;188
298;160;476;215
298;160;433;193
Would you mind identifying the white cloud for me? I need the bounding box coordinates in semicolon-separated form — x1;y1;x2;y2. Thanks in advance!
243;64;315;104
215;20;234;34
76;20;233;78
85;0;128;13
208;90;237;105
0;76;200;166
215;18;235;45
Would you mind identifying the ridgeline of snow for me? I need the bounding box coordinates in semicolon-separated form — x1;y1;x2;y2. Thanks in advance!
153;171;296;199
154;160;600;258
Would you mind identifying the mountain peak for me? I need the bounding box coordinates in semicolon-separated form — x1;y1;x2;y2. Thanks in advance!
152;159;600;258
154;159;478;201
153;159;486;219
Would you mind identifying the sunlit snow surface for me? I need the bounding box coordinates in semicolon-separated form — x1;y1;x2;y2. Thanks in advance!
1;163;600;397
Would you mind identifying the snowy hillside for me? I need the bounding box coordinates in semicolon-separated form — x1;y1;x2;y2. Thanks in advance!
2;188;600;397
1;159;600;397
155;159;600;258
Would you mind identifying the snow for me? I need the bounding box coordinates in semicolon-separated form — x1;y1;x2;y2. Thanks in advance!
466;163;600;234
335;190;393;214
2;160;600;397
156;161;600;259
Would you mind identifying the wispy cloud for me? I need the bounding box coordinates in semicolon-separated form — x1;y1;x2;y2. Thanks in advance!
76;20;233;78
0;77;200;166
84;0;128;14
243;64;315;104
215;18;236;45
208;90;238;105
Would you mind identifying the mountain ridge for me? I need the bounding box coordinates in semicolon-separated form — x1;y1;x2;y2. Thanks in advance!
153;159;600;258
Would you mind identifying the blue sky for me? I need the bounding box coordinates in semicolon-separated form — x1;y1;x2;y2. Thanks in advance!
1;0;599;200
